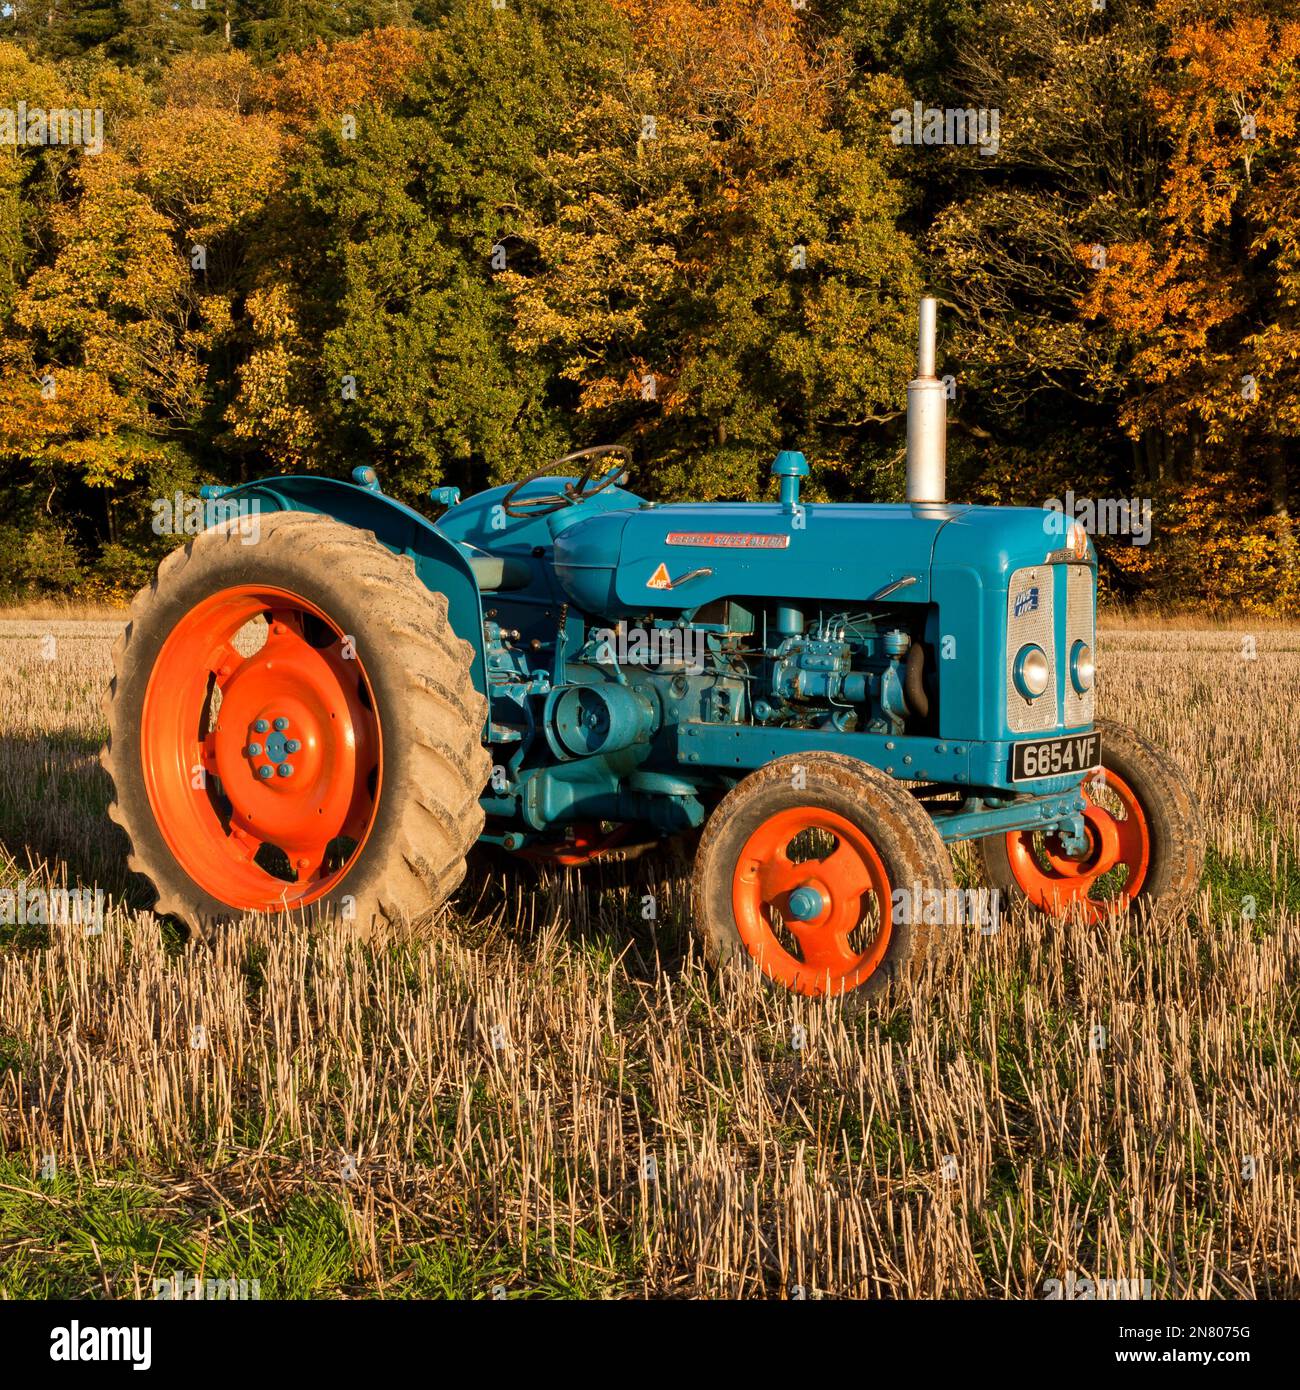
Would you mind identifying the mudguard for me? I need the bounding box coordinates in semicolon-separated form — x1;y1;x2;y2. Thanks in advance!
217;476;488;709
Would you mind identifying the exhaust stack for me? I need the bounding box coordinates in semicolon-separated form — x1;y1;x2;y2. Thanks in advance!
905;296;947;504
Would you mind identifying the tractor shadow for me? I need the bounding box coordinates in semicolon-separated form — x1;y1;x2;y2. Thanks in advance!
0;725;699;975
0;731;148;909
454;840;698;985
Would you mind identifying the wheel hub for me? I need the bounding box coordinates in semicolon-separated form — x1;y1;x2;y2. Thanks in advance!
212;641;362;854
242;709;313;785
786;883;829;921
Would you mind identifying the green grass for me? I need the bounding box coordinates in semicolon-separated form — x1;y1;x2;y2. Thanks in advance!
1205;845;1300;921
0;1156;639;1300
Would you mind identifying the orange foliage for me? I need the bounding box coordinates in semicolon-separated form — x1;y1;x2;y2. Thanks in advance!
1080;12;1300;442
611;0;834;133
257;26;429;133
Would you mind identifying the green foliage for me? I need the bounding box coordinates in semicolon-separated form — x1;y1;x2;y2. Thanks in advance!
281;0;627;493
0;517;82;596
8;0;225;63
238;1;416;61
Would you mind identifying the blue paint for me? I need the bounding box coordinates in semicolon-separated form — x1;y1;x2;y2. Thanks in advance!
210;452;1099;851
787;886;826;921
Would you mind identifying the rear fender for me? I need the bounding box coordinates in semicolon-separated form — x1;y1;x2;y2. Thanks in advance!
219;476;488;715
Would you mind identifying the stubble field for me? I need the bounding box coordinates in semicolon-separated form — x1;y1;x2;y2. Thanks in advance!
0;613;1297;1298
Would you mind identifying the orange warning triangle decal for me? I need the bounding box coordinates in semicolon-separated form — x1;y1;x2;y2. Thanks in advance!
646;562;672;590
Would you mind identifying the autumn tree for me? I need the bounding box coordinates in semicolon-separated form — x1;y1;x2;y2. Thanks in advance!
1080;4;1300;606
6;0;225;63
0;2;1295;608
0;40;99;590
0;47;282;588
241;2;631;497
505;0;922;500
912;0;1173;514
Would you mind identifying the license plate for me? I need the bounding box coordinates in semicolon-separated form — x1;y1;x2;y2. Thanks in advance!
1011;732;1101;782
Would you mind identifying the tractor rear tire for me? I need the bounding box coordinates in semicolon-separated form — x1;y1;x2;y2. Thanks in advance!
102;510;491;938
977;718;1204;921
692;752;956;1006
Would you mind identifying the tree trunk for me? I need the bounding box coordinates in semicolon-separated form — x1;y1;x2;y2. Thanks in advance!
1265;439;1295;573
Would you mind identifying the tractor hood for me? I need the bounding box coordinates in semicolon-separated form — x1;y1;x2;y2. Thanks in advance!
550;501;961;616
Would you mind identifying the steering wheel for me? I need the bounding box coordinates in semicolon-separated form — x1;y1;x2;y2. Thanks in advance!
501;445;632;518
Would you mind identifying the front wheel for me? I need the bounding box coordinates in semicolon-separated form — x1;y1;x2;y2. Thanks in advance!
977;718;1204;921
692;753;955;1004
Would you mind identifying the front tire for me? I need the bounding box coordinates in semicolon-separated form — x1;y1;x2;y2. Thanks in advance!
977;718;1204;920
692;753;955;1003
102;510;491;937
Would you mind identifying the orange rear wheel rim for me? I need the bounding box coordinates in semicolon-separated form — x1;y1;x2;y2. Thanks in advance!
732;807;892;996
1004;768;1150;921
140;584;381;911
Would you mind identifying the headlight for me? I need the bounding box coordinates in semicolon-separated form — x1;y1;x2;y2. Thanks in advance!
1014;643;1050;699
1070;639;1094;693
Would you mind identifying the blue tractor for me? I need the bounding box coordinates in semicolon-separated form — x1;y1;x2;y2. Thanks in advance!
103;300;1203;1002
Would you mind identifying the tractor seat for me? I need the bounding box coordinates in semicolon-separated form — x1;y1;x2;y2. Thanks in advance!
463;548;533;592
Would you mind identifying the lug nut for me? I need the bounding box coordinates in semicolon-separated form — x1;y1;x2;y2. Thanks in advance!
254;719;269;733
273;717;288;731
277;763;294;777
246;743;261;756
285;739;301;753
257;766;273;779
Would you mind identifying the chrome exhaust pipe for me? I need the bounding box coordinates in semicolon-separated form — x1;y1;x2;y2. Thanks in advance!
906;296;947;504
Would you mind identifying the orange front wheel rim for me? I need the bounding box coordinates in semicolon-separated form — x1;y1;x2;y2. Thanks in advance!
140;585;381;911
732;807;892;996
1004;768;1151;920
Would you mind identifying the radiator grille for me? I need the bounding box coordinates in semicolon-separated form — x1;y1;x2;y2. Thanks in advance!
1064;563;1096;727
1005;565;1057;733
